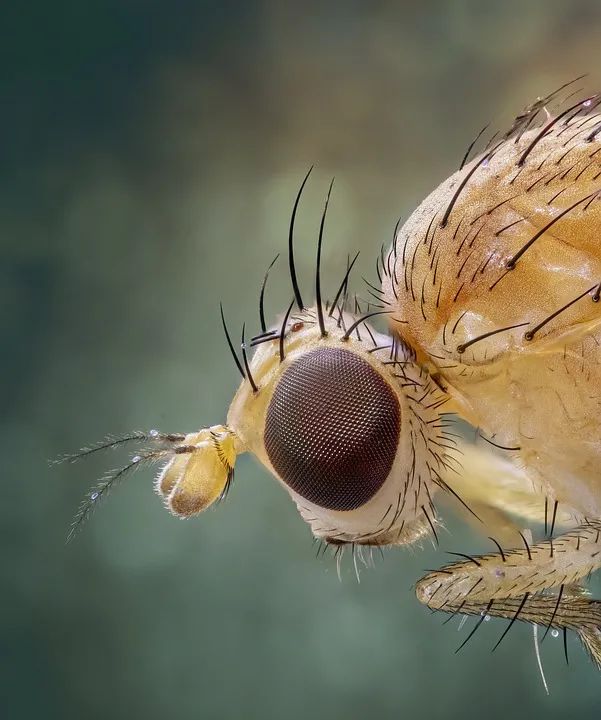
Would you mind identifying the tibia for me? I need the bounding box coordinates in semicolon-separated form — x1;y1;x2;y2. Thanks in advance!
416;521;601;605
415;521;601;669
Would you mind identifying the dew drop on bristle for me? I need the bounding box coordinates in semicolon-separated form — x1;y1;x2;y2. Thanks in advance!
551;629;559;638
90;492;99;501
132;455;141;463
149;429;159;438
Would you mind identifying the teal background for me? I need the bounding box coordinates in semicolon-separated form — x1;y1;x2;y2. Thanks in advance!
4;2;601;718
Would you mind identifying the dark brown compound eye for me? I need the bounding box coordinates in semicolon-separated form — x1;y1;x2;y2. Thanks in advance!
264;346;401;511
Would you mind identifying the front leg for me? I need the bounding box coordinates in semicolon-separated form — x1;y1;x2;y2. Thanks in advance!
415;521;601;668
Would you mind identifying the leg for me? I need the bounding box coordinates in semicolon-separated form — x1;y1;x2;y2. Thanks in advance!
415;521;601;668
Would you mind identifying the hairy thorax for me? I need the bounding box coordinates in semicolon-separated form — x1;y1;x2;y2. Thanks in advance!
383;108;601;518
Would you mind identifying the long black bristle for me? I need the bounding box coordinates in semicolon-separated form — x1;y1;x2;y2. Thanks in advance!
362;276;385;297
422;505;439;547
316;178;334;336
549;499;559;538
456;322;529;354
460;123;489;170
329;252;360;318
441;151;492;228
488;536;506;562
279;299;295;362
375;253;382;284
251;329;277;342
250;333;278;348
289;167;313;310
447;551;482;567
518;531;532;561
524;285;596;341
491;592;530;652
259;254;280;333
220;303;246;380
241;324;258;392
455;600;494;654
542;584;564;642
342;310;390;341
476;431;521;451
517;95;596;167
507;193;599;268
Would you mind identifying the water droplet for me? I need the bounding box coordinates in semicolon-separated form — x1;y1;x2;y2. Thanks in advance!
90;492;99;501
551;629;559;638
584;99;593;107
484;615;491;622
482;158;489;168
132;455;141;463
149;429;159;438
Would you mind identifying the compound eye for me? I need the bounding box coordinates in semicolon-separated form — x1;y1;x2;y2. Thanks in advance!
264;347;401;510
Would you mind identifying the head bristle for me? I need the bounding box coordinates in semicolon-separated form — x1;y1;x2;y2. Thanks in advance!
329;251;360;318
220;303;246;380
289;166;313;311
316;178;334;337
279;299;295;362
259;254;280;333
241;323;258;392
342;310;391;342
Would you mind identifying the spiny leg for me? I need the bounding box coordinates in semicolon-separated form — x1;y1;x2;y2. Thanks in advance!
437;590;601;669
416;521;601;668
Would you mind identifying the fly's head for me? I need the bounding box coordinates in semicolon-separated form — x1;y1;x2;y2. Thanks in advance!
223;301;451;548
64;170;456;550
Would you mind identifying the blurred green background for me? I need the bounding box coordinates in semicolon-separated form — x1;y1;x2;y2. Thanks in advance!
4;1;601;718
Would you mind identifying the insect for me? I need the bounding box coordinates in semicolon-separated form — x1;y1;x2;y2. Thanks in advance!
62;79;601;676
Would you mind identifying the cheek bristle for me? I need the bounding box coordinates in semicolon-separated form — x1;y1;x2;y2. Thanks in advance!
264;346;400;511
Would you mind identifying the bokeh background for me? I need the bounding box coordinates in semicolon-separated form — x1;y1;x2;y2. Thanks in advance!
4;1;601;718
